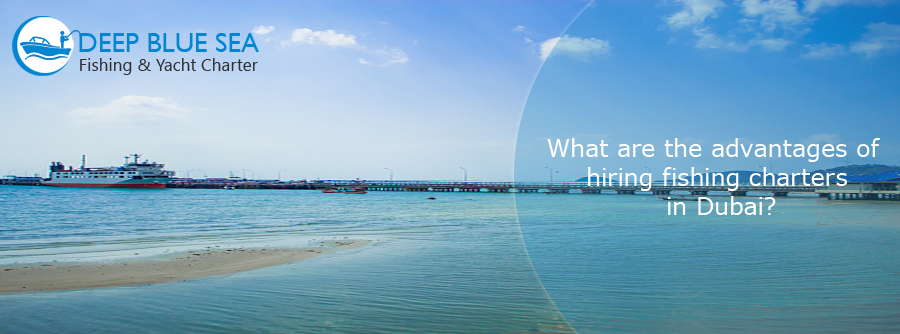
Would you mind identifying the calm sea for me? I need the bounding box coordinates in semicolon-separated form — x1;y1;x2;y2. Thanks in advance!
517;194;900;333
0;186;567;333
1;186;899;333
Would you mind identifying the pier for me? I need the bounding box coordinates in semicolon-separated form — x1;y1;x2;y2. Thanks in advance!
166;179;317;190
10;177;900;200
164;179;823;197
320;180;820;196
0;177;44;186
816;189;900;201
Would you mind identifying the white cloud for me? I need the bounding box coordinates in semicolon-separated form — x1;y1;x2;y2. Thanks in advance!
797;22;898;60
751;37;792;51
283;28;357;47
850;22;900;58
539;35;612;60
687;28;790;52
359;48;409;67
803;133;841;144
739;0;808;32
665;0;898;57
512;25;534;44
692;27;749;51
666;0;798;52
69;96;192;123
252;25;276;35
665;0;726;29
281;27;408;66
803;42;847;58
803;0;893;13
539;38;558;59
692;27;726;49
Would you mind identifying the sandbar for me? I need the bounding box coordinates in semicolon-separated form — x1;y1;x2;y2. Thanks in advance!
0;240;368;294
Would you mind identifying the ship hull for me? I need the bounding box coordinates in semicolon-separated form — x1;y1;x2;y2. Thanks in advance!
44;178;171;189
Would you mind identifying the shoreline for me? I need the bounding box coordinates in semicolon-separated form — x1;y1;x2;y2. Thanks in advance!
0;240;369;294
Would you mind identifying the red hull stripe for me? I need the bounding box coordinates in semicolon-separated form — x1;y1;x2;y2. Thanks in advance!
45;183;167;189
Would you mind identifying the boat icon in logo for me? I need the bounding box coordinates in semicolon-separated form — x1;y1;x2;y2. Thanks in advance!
20;36;72;60
12;16;77;76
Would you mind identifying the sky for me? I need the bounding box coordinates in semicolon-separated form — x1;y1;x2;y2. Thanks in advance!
3;1;899;182
0;0;589;181
515;0;900;182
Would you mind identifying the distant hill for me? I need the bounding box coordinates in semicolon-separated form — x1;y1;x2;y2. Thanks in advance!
573;165;900;183
812;164;900;176
575;171;757;183
575;176;616;183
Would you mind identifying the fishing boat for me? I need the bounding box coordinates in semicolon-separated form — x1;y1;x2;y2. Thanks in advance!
20;37;71;58
44;154;174;189
321;187;367;194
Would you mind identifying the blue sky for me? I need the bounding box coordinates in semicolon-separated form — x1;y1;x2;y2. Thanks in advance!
1;0;588;180
3;1;898;182
516;0;900;181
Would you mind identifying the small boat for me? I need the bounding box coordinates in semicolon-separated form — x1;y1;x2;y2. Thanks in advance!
20;37;71;58
322;187;367;194
657;195;698;201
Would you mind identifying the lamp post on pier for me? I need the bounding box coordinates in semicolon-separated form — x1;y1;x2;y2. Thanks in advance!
544;167;555;183
384;168;393;181
459;167;467;182
185;169;207;179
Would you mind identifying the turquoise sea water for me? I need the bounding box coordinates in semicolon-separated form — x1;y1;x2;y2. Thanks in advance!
516;194;900;333
1;186;899;333
0;186;567;333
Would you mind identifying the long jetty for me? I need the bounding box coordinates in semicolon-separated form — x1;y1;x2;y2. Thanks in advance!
167;179;821;197
7;177;895;199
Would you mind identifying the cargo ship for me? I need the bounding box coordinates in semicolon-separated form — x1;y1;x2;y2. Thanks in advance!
45;154;175;189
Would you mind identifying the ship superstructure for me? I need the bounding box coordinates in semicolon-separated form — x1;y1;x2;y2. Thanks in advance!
45;154;174;189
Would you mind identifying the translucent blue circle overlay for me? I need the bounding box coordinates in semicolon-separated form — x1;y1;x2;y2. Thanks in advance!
515;2;900;332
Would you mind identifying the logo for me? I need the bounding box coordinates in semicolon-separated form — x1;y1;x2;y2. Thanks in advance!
12;17;260;76
12;16;77;76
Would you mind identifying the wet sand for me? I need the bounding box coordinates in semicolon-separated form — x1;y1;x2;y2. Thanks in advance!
0;240;368;294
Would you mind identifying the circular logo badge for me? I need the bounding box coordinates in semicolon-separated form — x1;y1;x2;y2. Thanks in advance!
12;16;72;76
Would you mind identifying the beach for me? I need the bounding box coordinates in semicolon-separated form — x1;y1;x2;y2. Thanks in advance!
0;240;368;294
